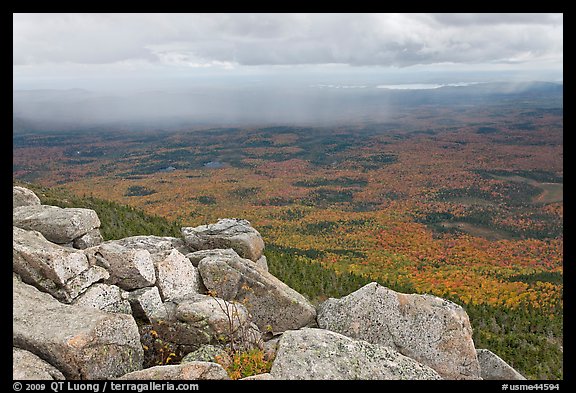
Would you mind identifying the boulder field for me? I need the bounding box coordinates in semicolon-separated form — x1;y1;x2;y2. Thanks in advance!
12;186;525;380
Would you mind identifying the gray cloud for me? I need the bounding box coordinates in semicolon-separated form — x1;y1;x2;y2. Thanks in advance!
430;13;563;26
13;13;563;69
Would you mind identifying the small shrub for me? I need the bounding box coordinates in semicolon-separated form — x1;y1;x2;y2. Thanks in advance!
219;349;272;380
139;324;184;368
207;290;269;379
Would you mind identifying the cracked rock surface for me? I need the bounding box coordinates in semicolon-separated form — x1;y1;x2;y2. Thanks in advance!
182;218;265;262
13;275;143;380
317;282;481;380
270;328;442;380
117;361;230;380
13;347;65;380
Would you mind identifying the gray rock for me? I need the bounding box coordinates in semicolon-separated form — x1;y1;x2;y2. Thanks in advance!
13;277;143;380
235;322;264;352
153;249;202;301
13;205;101;244
152;294;258;352
263;335;281;362
13;226;109;303
73;228;103;249
477;349;526;380
72;283;132;314
198;254;316;333
185;248;240;267
255;255;268;272
65;267;110;301
85;242;156;290
117;361;230;380
186;248;267;272
126;286;167;322
13;347;65;380
13;186;41;208
317;282;481;380
181;344;230;365
270;328;442;380
182;218;265;262
113;235;189;255
240;373;275;380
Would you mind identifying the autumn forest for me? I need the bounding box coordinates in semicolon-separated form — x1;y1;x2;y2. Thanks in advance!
13;82;563;379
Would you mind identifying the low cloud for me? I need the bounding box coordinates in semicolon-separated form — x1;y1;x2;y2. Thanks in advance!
13;13;563;69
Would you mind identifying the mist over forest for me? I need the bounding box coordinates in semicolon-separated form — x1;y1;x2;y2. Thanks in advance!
13;81;563;131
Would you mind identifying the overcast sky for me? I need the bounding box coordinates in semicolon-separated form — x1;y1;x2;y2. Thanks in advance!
13;13;563;91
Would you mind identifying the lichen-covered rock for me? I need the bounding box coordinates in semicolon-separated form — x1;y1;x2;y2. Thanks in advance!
255;255;268;272
185;248;241;267
126;286;167;322
477;349;526;380
263;335;281;362
152;249;202;301
13;205;101;244
151;294;259;351
72;283;132;314
270;328;442;380
317;282;481;380
117;361;230;380
198;253;316;333
13;186;41;208
113;235;189;255
13;347;65;380
182;219;265;262
13;226;109;303
84;242;156;290
13;276;143;380
181;344;230;366
72;228;103;249
186;247;268;271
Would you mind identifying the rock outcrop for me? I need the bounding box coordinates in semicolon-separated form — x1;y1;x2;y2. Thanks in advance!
152;249;202;301
12;185;521;381
13;205;102;246
113;235;189;255
185;248;241;267
13;186;41;208
13;226;109;303
270;328;442;380
72;283;132;314
255;255;268;272
73;229;104;249
317;282;481;380
13;347;65;380
477;349;526;380
125;286;167;322
181;345;230;365
84;242;156;290
198;253;316;332
117;362;230;380
13;276;143;379
182;219;265;262
151;294;259;352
